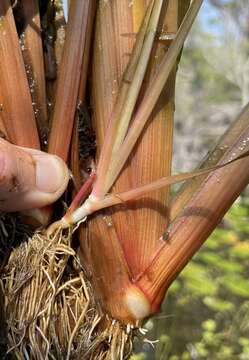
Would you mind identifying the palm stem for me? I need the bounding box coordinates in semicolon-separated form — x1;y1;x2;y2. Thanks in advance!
138;134;249;311
92;0;156;198
102;0;203;194
0;0;40;148
48;0;92;162
21;0;48;145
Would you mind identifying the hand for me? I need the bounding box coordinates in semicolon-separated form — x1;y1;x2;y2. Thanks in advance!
0;138;69;212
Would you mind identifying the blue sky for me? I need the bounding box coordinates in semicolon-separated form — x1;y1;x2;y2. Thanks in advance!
62;0;68;22
200;1;223;36
200;1;218;28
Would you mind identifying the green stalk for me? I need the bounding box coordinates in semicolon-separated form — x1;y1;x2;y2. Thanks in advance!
64;148;249;225
107;1;164;166
103;0;203;194
92;0;155;198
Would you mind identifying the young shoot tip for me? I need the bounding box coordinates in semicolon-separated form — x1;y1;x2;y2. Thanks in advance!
66;194;99;224
124;285;152;320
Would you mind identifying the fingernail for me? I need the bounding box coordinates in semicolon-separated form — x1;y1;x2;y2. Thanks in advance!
35;154;67;193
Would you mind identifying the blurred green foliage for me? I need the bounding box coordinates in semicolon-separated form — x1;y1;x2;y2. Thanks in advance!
132;197;249;359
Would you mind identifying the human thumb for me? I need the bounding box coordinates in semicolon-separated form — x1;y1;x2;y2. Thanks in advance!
0;139;69;212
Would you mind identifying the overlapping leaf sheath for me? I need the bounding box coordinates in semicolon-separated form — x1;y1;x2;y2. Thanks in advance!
137;104;249;310
0;0;39;148
48;0;92;162
20;0;48;143
79;0;188;321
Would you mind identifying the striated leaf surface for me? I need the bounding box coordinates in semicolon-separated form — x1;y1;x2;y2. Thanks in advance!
80;0;185;319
